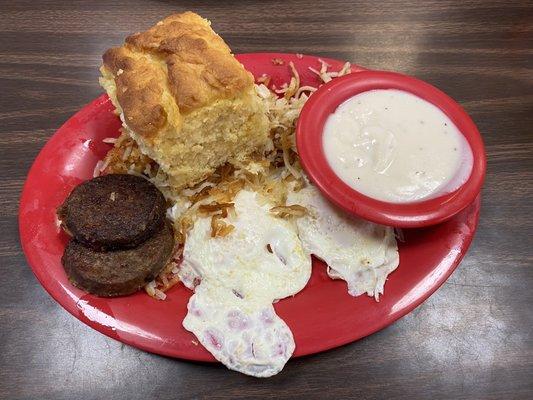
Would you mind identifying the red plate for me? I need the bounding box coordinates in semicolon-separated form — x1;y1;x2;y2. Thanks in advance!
19;53;480;362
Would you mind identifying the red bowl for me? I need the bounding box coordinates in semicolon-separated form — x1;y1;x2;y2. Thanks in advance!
296;70;486;228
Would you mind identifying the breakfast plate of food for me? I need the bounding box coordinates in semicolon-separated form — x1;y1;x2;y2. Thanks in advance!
19;12;485;377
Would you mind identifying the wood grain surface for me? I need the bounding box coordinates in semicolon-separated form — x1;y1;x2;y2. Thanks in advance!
1;0;532;399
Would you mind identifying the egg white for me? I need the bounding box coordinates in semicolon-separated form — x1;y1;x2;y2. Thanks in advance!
288;184;399;299
179;190;312;377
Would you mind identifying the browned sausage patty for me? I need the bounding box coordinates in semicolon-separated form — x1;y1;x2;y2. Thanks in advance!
57;174;166;250
62;221;175;297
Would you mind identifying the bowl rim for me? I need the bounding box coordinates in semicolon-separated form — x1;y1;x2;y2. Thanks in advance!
296;70;486;228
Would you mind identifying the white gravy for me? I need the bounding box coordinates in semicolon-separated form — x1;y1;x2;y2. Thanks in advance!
322;89;473;203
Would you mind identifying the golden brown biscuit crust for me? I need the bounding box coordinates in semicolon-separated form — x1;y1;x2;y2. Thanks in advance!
102;12;253;138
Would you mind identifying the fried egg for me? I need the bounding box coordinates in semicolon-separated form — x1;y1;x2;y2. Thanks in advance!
179;190;312;377
287;184;399;299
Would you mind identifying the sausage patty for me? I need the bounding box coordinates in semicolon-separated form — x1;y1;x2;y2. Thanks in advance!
62;221;175;297
58;174;166;250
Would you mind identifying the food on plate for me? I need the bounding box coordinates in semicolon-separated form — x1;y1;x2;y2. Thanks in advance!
57;174;166;250
63;221;175;297
322;89;473;203
99;11;269;190
90;23;372;373
178;190;312;377
288;184;399;299
96;135;154;177
57;173;176;297
57;11;402;377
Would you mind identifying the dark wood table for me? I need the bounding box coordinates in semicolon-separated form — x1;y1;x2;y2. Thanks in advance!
1;1;532;399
